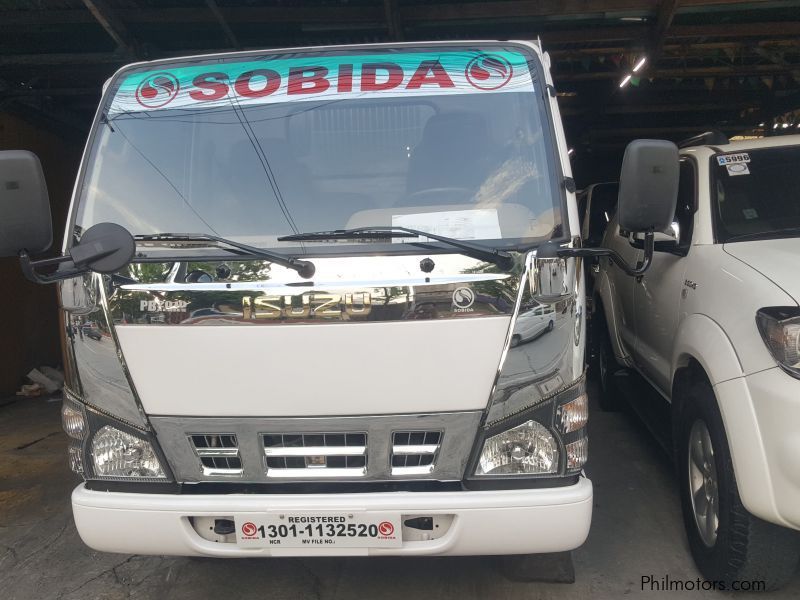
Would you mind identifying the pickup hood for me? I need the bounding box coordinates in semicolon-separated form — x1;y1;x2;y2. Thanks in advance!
723;237;800;304
103;254;519;417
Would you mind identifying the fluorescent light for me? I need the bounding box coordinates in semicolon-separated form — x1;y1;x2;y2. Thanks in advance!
568;148;575;155
758;122;765;127
619;74;632;88
632;57;647;73
782;123;790;129
773;123;779;129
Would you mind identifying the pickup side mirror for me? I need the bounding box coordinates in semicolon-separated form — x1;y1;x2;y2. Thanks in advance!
617;139;679;234
0;150;52;257
0;150;135;284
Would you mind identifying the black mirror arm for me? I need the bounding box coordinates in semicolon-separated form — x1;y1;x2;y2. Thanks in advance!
555;231;655;277
18;251;88;284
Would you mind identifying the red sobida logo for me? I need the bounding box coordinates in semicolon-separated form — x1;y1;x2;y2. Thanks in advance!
135;72;180;108
465;55;513;90
241;521;258;537
378;521;395;536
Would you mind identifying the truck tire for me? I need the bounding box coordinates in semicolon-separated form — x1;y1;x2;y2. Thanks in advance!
595;314;622;412
500;552;575;583
677;377;799;591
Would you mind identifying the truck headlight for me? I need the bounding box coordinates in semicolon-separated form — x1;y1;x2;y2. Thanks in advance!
91;425;166;479
62;390;87;474
476;420;558;476
557;393;588;433
756;307;800;378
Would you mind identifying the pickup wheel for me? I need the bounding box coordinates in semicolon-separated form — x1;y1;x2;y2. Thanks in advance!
677;378;800;591
595;320;622;412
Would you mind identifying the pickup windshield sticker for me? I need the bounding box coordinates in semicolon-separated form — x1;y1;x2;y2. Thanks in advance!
108;50;534;115
717;153;750;166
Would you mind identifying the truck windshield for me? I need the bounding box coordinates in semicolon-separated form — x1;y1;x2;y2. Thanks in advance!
73;45;563;255
712;145;800;243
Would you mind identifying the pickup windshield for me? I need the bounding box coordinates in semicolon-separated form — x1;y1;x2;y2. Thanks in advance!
73;45;563;255
712;145;800;242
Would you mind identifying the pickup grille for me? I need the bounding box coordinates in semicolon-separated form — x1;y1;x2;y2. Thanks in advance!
189;434;242;476
391;431;442;475
262;433;367;478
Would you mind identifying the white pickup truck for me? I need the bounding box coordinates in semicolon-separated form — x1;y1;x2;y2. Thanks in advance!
594;133;800;590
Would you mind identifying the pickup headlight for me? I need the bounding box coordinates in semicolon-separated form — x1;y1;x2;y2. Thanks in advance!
756;307;800;378
476;420;558;475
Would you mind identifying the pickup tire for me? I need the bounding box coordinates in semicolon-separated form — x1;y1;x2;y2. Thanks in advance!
677;377;799;591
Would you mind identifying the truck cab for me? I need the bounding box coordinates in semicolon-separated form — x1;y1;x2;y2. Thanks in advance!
0;41;676;569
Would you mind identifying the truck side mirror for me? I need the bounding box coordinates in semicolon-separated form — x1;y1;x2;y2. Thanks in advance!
0;150;53;257
536;140;680;280
617;139;679;234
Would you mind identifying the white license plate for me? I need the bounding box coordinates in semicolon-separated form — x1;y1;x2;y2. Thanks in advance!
235;513;402;548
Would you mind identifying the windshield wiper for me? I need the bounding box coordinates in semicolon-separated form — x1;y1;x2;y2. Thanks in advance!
725;226;800;243
135;233;315;279
278;226;515;271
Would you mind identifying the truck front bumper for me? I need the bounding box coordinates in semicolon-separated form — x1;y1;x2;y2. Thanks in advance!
72;477;592;557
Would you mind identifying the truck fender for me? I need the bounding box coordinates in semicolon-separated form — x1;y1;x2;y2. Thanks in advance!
671;313;777;522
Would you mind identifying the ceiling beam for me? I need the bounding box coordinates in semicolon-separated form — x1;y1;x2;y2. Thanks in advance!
204;0;240;49
0;1;778;27
0;52;126;67
560;101;757;116
81;0;137;55
651;0;679;59
384;0;404;41
555;62;799;81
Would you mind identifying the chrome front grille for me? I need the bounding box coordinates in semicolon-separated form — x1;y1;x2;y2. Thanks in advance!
152;412;482;483
189;434;243;476
263;433;367;478
391;431;442;475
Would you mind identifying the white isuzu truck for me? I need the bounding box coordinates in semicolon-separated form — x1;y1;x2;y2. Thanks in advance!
0;41;676;570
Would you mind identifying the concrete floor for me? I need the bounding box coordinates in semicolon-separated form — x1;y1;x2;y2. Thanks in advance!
1;389;798;600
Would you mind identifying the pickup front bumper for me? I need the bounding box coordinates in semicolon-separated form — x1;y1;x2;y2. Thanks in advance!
72;477;592;557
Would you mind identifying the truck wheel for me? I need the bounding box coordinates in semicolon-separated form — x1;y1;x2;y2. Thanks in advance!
547;320;554;332
596;323;622;411
677;378;799;591
510;334;521;348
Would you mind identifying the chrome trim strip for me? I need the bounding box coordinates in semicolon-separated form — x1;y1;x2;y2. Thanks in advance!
201;467;244;477
195;448;240;458
263;446;366;457
391;444;438;455
266;468;367;479
392;465;435;476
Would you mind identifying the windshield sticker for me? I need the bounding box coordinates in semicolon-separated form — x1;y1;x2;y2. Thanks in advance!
726;162;750;176
717;153;750;166
108;50;534;115
742;208;758;220
391;209;502;242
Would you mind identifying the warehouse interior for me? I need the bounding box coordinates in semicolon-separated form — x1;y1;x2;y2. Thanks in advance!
1;2;800;598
